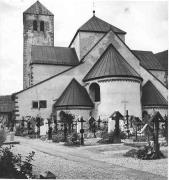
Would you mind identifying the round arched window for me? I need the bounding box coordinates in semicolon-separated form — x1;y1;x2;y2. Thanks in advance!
89;83;100;102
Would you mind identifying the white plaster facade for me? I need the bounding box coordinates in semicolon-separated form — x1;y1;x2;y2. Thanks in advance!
31;64;71;85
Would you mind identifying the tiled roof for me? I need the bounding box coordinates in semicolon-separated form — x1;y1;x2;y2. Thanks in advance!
31;46;79;66
54;79;94;109
155;50;168;71
24;1;53;16
132;50;164;71
142;81;167;107
0;96;14;113
83;44;141;82
79;15;126;34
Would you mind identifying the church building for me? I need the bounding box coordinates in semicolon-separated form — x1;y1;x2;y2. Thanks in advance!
13;1;168;123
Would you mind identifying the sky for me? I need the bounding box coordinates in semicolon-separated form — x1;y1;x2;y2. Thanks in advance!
0;0;168;95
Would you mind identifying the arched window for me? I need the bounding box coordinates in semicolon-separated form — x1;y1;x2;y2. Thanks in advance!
89;83;100;102
40;21;44;31
33;20;37;31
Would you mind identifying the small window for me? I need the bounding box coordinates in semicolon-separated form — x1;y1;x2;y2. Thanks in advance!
40;21;44;31
33;20;37;31
39;100;47;108
32;101;38;109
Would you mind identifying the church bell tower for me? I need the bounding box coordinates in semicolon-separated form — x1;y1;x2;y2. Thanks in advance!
23;1;54;89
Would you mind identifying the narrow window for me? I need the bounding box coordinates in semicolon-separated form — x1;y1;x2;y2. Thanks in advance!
33;20;37;31
40;21;44;31
89;83;100;102
32;101;38;109
39;100;47;108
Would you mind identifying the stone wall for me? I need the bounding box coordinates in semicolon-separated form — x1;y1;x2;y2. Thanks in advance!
31;64;71;85
23;13;54;89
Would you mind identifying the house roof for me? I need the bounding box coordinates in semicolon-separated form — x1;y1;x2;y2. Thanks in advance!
132;50;164;71
23;1;53;16
0;95;14;113
142;81;168;107
54;78;94;109
155;50;168;71
78;15;126;34
83;44;142;82
31;45;79;66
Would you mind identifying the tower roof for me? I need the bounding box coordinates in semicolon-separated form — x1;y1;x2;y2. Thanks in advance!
83;44;141;82
54;79;94;109
79;15;126;34
142;81;168;107
24;1;53;16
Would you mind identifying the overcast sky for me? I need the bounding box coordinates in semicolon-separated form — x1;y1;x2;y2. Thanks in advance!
0;0;168;95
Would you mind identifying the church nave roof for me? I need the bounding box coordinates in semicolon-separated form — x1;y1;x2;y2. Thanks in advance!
31;45;79;66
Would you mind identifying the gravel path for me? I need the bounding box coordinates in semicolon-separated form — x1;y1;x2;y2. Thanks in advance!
11;137;167;179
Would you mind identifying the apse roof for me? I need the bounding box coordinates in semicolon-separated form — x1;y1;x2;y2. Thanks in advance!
78;15;126;34
0;95;14;113
155;50;168;71
132;50;164;71
54;79;94;109
24;1;53;16
142;81;167;107
31;45;79;66
83;44;141;82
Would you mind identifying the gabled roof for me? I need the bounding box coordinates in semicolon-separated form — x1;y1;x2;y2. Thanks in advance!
0;95;14;113
83;44;141;82
132;50;164;71
142;81;167;107
155;50;168;71
23;1;53;16
31;45;79;66
79;15;126;34
54;79;94;109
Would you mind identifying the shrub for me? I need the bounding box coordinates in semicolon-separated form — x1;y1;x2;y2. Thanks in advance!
52;131;65;143
15;126;24;136
64;132;80;146
124;145;165;160
0;145;35;178
0;129;6;147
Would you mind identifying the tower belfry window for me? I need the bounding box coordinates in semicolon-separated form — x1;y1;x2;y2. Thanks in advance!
33;20;37;31
40;21;44;31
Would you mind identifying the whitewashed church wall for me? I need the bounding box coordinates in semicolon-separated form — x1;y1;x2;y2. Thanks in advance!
14;31;145;121
143;107;168;117
150;70;166;85
140;67;167;100
70;33;80;60
79;32;104;59
98;80;142;119
31;64;71;85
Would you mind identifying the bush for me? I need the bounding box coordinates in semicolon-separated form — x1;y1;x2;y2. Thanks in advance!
124;145;165;160
0;145;35;178
15;126;24;136
64;132;80;146
0;129;6;147
52;131;65;143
